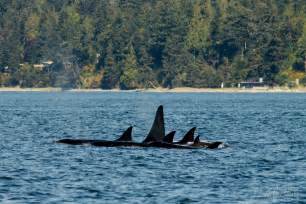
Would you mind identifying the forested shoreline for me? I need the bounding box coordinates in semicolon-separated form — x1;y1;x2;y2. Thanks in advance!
0;0;305;89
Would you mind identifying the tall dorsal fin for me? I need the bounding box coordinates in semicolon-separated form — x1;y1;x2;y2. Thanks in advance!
116;126;133;141
142;105;165;143
177;127;196;144
163;131;176;143
194;136;200;145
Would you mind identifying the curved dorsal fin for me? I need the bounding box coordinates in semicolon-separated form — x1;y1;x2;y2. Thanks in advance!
177;127;196;144
116;126;133;141
194;136;200;145
163;131;176;143
142;105;165;143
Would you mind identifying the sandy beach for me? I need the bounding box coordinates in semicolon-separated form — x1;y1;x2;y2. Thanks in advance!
136;87;306;93
1;86;306;93
0;87;63;92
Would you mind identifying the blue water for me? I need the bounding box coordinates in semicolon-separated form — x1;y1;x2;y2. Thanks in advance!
0;92;305;203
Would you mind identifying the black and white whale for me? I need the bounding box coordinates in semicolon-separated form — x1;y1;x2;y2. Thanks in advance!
91;106;195;149
163;131;176;143
56;126;133;145
158;127;224;149
173;127;196;145
56;105;226;149
191;136;225;149
57;106;194;149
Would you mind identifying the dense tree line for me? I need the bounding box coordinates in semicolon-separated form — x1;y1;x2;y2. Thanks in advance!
0;0;305;89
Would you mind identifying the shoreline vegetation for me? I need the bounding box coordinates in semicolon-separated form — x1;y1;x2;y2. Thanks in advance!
1;1;306;90
1;86;306;93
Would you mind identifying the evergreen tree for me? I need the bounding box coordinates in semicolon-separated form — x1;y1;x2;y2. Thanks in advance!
120;45;139;89
0;0;305;88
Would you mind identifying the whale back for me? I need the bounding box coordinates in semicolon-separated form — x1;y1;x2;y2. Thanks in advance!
143;105;165;143
163;131;176;143
207;141;223;149
116;126;133;142
177;127;196;144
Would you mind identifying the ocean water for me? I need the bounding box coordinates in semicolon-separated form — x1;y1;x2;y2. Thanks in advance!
0;92;305;203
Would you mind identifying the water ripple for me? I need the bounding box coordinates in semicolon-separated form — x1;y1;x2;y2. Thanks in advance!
0;92;305;203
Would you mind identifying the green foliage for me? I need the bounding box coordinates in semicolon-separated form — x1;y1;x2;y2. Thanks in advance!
17;64;50;87
186;0;213;50
120;46;139;89
274;72;289;86
0;0;305;89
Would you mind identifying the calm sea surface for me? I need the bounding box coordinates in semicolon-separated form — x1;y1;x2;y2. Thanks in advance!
0;92;305;203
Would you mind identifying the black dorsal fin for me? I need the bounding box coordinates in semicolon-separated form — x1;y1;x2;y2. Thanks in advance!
163;131;176;143
142;105;165;143
177;127;196;144
116;126;133;141
194;136;200;145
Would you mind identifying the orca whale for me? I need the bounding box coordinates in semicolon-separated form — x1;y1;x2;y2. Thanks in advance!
56;105;226;149
174;127;196;145
91;105;165;147
115;126;133;142
56;126;133;145
191;136;224;149
138;106;196;149
91;106;195;149
163;131;176;143
164;128;225;149
142;105;165;143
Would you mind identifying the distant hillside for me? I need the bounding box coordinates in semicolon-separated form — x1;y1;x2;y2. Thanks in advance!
0;0;305;89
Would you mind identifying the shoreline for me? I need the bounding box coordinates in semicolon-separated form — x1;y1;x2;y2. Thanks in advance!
1;86;306;93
